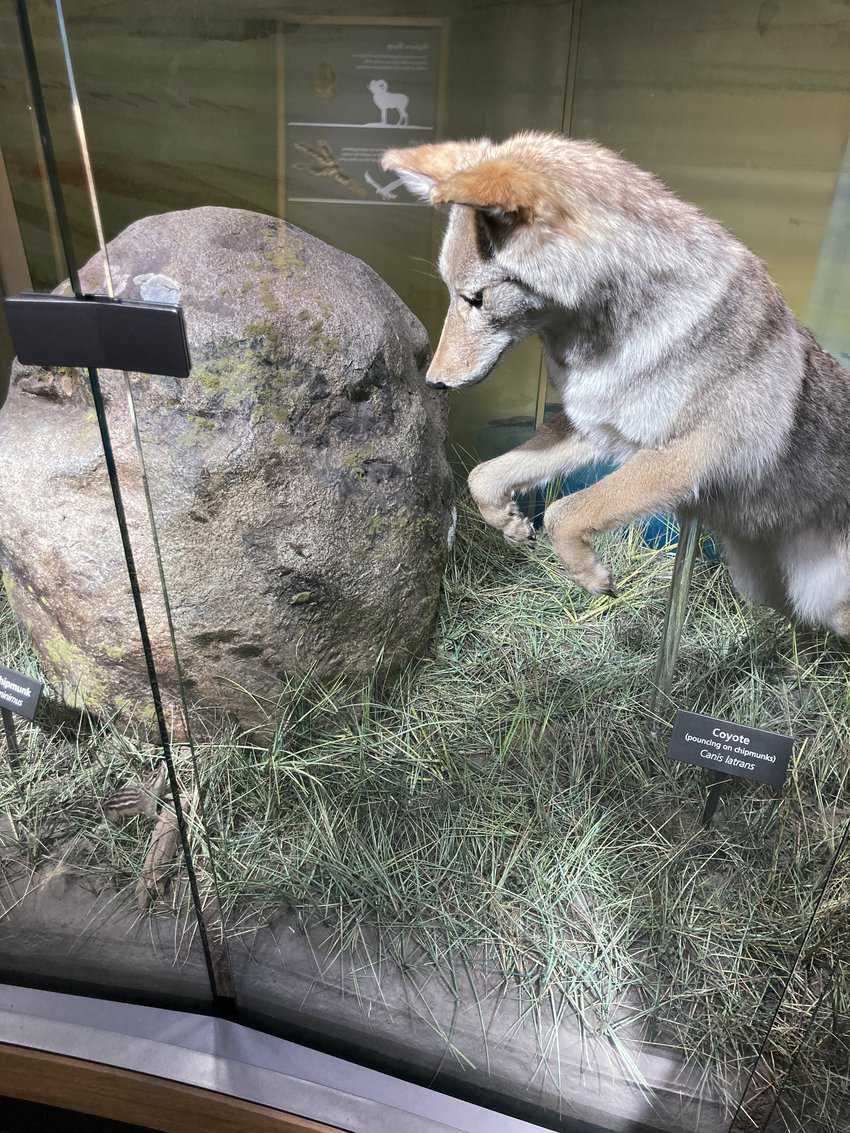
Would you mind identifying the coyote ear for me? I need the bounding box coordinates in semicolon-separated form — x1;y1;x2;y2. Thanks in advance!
380;162;436;202
433;159;564;227
381;141;492;203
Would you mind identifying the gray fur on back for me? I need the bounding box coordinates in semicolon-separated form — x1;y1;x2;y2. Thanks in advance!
515;138;850;541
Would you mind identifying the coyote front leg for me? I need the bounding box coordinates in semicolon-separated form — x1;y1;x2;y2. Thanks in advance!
468;413;598;544
543;438;704;595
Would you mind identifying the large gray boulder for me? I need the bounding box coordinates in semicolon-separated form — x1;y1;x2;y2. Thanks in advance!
0;206;454;732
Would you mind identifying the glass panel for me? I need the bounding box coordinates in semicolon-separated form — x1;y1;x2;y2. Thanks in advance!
769;1007;850;1133
7;0;576;464
3;2;850;1132
0;0;216;1009
732;825;850;1133
572;11;850;1126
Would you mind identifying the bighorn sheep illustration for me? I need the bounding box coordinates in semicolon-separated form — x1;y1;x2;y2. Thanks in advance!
368;79;409;127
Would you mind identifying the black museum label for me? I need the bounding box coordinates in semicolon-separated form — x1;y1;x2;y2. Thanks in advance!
0;663;43;722
667;710;792;788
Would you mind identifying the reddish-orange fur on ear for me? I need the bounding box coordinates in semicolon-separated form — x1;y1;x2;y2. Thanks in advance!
381;141;490;182
433;159;566;225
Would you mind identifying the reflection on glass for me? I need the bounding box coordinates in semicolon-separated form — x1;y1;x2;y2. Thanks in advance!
1;2;850;1131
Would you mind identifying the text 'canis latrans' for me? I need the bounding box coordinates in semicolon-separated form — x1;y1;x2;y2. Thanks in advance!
382;133;850;636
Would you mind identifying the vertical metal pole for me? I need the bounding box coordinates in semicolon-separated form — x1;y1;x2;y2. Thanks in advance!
52;0;234;999
1;709;21;772
13;0;225;1003
649;514;701;727
701;773;732;826
13;0;80;295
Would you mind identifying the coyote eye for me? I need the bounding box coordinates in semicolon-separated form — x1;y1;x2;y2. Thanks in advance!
460;291;484;308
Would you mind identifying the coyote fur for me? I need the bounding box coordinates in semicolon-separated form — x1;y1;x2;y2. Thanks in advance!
382;133;850;635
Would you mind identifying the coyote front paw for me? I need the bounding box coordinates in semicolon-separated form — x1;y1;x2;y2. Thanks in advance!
468;463;535;544
567;554;618;597
544;503;617;596
502;500;536;544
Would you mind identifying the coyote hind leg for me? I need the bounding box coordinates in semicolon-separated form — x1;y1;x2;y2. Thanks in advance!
721;533;789;612
467;413;598;545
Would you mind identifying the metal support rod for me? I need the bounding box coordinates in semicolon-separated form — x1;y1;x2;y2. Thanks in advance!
53;0;234;1001
649;514;701;726
1;709;21;773
13;0;223;1002
13;1;80;295
86;369;221;987
701;772;732;827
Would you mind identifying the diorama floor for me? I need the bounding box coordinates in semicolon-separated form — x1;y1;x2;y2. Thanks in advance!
0;504;848;1132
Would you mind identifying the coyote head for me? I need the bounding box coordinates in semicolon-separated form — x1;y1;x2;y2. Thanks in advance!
382;135;580;389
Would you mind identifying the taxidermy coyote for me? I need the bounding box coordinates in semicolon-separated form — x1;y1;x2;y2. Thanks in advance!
382;133;850;635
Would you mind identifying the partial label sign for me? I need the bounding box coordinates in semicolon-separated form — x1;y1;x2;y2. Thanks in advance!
0;664;43;722
284;22;441;206
667;709;792;788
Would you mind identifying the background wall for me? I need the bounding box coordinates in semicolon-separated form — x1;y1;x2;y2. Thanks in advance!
571;0;850;330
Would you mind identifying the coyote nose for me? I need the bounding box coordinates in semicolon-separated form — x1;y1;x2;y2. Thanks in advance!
427;379;448;390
